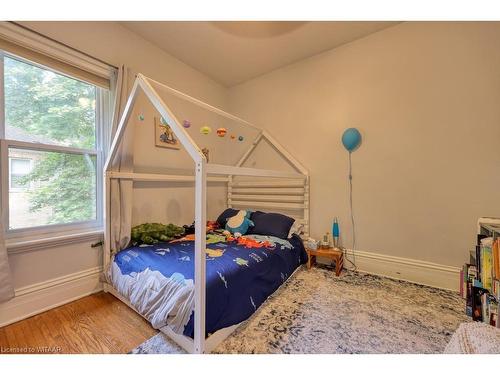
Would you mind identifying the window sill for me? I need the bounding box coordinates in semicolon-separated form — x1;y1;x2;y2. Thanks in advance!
6;228;103;255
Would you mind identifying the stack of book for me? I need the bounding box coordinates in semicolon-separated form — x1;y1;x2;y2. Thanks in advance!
462;236;500;326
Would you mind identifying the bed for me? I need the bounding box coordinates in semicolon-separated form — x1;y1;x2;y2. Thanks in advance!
104;73;309;352
108;230;307;338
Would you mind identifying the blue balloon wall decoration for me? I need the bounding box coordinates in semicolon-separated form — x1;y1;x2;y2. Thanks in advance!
341;128;362;152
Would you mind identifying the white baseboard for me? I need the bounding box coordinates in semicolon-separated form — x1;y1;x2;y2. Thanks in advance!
339;249;460;291
0;266;103;328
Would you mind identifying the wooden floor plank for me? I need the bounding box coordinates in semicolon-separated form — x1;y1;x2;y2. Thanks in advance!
0;292;157;354
83;296;138;352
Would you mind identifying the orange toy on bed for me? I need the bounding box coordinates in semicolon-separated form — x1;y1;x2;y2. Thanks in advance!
206;221;219;232
236;236;273;249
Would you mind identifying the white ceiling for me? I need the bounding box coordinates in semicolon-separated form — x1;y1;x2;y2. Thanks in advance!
121;21;398;87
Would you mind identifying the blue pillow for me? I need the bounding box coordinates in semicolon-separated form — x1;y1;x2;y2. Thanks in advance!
250;211;266;221
247;211;295;239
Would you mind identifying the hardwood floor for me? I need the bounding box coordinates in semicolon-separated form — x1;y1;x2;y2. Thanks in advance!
0;292;157;354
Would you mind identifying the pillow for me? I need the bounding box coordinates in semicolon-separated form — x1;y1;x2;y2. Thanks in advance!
250;210;266;221
288;220;305;238
247;211;295;239
216;208;240;227
247;210;265;231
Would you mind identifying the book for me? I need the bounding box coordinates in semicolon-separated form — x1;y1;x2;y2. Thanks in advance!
482;293;488;322
460;269;464;298
490;310;497;327
466;273;473;317
470;250;477;265
494;279;500;300
488;296;498;327
476;234;488;277
464;264;478;315
493;239;500;280
468;265;477;280
476;245;482;277
481;238;493;291
472;286;488;321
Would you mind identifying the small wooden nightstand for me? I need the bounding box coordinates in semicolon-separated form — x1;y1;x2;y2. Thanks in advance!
305;247;344;276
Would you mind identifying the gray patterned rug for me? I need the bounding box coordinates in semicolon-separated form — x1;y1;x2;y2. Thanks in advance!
131;266;469;354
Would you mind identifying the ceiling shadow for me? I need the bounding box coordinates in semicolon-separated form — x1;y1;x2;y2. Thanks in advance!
211;21;308;38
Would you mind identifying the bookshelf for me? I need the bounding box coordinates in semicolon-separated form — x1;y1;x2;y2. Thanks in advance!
479;223;500;237
462;218;500;328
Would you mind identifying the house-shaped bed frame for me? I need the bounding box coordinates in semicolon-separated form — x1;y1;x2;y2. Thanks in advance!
103;74;309;353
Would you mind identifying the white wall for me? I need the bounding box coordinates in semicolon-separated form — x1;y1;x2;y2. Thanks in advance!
1;22;231;325
228;22;500;271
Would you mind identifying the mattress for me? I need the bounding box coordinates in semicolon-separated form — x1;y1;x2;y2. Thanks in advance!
108;232;307;338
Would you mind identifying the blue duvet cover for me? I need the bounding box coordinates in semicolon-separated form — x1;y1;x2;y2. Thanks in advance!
110;232;307;338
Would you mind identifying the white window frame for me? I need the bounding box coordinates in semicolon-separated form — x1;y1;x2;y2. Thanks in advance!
0;50;108;239
9;157;32;191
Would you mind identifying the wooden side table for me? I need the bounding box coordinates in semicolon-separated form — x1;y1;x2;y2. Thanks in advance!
306;247;344;276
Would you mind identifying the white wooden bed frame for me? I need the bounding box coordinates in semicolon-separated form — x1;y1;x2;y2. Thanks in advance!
103;74;309;353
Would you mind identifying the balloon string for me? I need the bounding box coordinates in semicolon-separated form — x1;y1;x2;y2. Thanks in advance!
347;151;357;271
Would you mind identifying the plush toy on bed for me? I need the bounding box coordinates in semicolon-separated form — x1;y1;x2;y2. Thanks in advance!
223;210;254;238
131;223;185;245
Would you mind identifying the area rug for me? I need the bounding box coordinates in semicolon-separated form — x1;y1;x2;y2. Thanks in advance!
131;266;469;354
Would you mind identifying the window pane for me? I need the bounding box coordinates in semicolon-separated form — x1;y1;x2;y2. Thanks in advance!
11;158;31;174
8;148;97;229
4;56;96;149
10;158;32;190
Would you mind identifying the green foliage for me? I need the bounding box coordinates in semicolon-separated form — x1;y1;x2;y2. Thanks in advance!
5;57;96;149
4;56;97;225
131;223;185;245
19;153;96;224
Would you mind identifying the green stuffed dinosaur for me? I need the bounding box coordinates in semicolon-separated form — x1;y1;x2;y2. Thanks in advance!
131;223;184;245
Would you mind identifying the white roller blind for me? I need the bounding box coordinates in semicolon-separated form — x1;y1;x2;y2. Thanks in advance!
0;22;112;89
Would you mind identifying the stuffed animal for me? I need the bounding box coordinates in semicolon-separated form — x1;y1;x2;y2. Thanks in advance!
131;223;185;245
224;210;254;237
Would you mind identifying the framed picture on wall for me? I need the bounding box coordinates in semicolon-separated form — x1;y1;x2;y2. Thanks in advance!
155;116;180;149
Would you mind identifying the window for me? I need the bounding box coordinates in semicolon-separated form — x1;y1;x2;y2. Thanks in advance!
9;157;32;190
0;53;108;234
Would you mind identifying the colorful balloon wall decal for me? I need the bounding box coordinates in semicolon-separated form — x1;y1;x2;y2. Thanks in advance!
200;126;211;135
216;127;227;137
